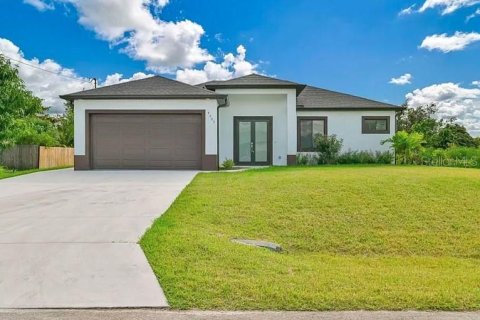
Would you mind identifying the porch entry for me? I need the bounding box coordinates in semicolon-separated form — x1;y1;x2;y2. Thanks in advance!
234;117;272;166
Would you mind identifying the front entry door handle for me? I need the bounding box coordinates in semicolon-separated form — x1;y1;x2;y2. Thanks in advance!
250;141;254;153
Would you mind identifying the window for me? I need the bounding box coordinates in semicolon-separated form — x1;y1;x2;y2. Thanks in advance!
362;116;390;134
297;117;327;151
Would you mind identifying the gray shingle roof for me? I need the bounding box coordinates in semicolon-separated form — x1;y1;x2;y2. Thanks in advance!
60;75;226;100
297;85;403;110
60;73;402;110
197;74;306;95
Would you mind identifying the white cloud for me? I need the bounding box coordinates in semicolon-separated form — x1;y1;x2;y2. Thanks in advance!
18;0;261;102
24;0;261;78
419;0;480;14
24;0;260;80
0;37;153;114
51;0;213;73
0;37;93;113
472;80;480;87
176;45;258;84
390;73;412;85
399;4;417;15
420;31;480;52
23;0;54;11
406;82;480;136
466;8;480;21
156;0;169;6
103;72;153;86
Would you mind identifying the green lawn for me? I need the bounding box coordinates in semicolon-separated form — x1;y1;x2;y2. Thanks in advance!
0;166;72;180
140;166;480;310
0;167;42;180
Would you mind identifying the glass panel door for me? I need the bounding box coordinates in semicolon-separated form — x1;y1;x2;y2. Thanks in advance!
254;121;268;163
235;117;271;166
238;121;252;163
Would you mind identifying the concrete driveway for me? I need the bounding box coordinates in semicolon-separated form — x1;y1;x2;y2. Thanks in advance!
0;169;197;308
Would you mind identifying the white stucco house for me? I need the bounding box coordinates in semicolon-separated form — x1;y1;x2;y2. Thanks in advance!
60;74;404;170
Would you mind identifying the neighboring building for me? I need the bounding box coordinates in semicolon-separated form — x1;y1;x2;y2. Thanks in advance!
60;74;403;170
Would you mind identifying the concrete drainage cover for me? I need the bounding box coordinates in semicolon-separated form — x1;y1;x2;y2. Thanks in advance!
232;239;282;252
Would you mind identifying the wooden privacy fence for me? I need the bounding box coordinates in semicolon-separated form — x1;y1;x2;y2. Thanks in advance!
38;146;74;169
0;145;74;170
0;145;39;170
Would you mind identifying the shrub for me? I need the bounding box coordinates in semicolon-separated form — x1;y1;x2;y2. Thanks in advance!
314;134;343;164
375;151;395;164
221;159;235;170
421;146;480;168
336;150;393;164
382;131;425;164
296;153;319;166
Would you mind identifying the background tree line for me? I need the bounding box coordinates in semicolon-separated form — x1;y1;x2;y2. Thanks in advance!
384;104;480;166
0;55;73;149
396;103;479;149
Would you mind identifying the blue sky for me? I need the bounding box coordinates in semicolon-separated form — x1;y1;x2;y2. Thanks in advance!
1;0;480;134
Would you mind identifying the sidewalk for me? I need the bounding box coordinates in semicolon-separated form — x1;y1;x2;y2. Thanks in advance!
1;310;479;320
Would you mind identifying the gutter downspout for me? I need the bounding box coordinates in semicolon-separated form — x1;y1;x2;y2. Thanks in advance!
216;97;229;171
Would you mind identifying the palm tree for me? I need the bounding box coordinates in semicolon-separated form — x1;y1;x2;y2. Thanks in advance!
382;131;425;164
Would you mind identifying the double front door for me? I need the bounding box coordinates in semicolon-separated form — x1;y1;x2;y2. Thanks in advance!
234;117;272;166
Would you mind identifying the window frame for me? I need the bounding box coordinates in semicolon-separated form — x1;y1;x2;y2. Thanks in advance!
361;116;390;134
297;116;328;152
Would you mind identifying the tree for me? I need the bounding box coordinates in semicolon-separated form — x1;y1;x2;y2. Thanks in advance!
435;123;477;149
0;54;59;148
397;103;439;132
382;131;425;164
397;104;476;149
57;101;74;147
474;137;480;148
11;115;60;146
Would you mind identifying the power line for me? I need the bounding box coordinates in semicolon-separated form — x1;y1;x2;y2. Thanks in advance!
0;52;95;85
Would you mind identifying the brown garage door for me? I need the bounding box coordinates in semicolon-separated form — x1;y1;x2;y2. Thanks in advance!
90;113;202;169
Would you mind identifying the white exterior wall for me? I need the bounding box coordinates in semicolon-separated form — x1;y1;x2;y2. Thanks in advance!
296;110;396;152
73;99;219;156
216;89;297;166
73;95;396;168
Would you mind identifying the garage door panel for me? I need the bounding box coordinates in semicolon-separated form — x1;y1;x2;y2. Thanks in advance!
174;148;200;158
122;160;147;168
149;135;173;148
91;113;202;169
149;127;172;133
176;131;199;141
147;160;173;168
171;161;200;169
149;141;172;149
123;149;147;159
175;122;200;130
95;149;122;159
123;128;147;140
149;148;173;158
94;160;123;169
174;139;200;149
172;115;199;123
94;141;123;158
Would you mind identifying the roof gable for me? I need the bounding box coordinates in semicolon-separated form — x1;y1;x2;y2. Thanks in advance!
201;74;301;86
60;75;225;100
198;73;306;95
